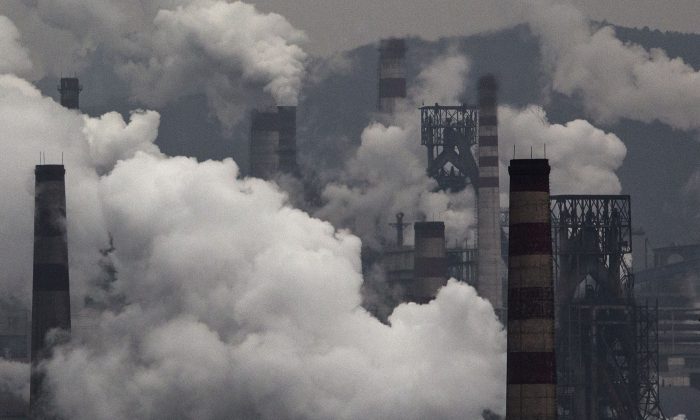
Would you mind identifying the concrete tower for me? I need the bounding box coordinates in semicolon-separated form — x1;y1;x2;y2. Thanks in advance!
409;222;447;303
30;165;71;412
378;38;406;113
477;75;503;313
58;77;81;110
506;159;556;420
249;106;298;180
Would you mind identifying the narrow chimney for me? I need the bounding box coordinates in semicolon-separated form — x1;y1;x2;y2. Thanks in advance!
409;221;447;303
377;38;407;113
30;164;71;414
506;159;556;420
477;74;504;313
249;108;279;180
58;77;81;110
276;106;298;175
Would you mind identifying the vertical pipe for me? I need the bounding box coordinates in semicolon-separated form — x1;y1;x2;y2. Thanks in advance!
30;164;71;413
276;106;297;175
507;159;556;420
250;109;280;180
410;222;447;303
477;75;503;313
378;38;406;114
57;78;81;110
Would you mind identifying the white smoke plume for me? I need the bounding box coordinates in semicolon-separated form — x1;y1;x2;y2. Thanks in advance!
0;62;506;420
526;0;700;131
316;53;476;248
0;359;29;402
0;15;32;76
498;105;627;202
3;1;307;127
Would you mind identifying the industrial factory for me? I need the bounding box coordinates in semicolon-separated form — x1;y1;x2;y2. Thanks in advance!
0;14;698;420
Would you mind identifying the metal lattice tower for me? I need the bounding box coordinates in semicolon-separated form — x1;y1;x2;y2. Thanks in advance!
551;195;664;420
419;104;479;192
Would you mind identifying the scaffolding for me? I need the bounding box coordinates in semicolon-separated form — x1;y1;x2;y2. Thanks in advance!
551;195;664;420
419;104;479;192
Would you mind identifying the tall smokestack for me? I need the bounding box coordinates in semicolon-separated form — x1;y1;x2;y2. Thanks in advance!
30;164;71;413
276;106;297;175
378;38;406;113
57;77;81;110
250;108;279;180
477;75;503;313
409;222;447;303
249;106;298;180
506;159;556;420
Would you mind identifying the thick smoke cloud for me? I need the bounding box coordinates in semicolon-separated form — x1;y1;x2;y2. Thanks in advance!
527;0;700;131
4;1;307;127
0;359;28;403
0;58;506;420
498;105;626;201
0;15;32;76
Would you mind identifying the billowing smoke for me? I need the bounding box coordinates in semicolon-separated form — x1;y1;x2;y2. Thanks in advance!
0;359;28;402
0;47;506;420
3;1;307;127
0;15;32;76
316;53;476;248
498;105;627;201
526;0;700;131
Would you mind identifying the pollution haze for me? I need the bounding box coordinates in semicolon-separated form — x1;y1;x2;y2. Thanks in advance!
0;0;699;419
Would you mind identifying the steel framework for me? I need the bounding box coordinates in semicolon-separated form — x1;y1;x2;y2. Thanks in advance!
420;104;479;192
446;247;478;284
551;195;663;420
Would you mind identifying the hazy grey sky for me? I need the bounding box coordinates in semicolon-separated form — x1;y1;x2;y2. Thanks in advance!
253;0;700;55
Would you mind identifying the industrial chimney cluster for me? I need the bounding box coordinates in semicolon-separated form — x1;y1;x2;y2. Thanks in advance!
10;37;671;419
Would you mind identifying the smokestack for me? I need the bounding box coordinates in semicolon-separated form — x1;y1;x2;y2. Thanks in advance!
377;38;406;113
30;164;71;413
506;159;556;420
409;222;447;303
249;106;298;180
477;75;503;313
57;77;82;110
250;108;279;180
276;106;298;175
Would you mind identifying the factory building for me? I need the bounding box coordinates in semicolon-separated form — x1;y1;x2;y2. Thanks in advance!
377;38;407;114
506;159;556;420
635;243;700;417
30;164;72;415
249;106;298;180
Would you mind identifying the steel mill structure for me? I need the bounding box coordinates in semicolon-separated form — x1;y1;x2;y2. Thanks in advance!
506;159;557;420
249;106;298;180
30;164;72;415
417;76;506;314
419;103;479;192
634;243;700;416
377;38;407;113
551;195;664;419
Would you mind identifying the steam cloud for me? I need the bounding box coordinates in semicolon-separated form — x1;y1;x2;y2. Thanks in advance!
498;105;627;201
3;1;307;127
0;15;32;76
527;0;700;131
0;50;506;420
